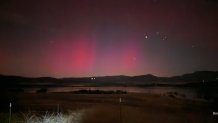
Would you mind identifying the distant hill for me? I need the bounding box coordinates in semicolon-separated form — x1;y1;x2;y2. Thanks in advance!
0;71;218;87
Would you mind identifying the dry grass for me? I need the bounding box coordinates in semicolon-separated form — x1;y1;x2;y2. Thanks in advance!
0;110;83;123
22;111;82;123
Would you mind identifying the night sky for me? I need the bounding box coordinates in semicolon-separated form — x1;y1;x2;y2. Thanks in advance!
0;0;218;77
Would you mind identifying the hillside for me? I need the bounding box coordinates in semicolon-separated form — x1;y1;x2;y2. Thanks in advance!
0;71;218;88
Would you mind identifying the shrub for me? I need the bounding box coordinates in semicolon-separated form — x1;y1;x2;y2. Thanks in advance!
72;89;127;94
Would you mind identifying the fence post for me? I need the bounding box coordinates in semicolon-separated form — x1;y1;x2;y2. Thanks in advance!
9;102;12;123
57;104;59;114
119;98;122;123
55;104;60;122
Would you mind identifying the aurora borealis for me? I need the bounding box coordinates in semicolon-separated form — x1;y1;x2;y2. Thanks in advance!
0;0;218;77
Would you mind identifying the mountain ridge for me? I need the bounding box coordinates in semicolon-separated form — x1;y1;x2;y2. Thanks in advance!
0;71;218;87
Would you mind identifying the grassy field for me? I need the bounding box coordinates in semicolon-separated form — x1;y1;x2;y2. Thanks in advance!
0;93;218;123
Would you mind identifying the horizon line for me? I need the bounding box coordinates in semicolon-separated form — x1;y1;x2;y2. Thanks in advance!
0;70;217;79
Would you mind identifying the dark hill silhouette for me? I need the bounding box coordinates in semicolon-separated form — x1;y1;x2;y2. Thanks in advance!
0;71;218;88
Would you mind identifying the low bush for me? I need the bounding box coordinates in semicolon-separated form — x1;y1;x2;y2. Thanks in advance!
72;89;127;94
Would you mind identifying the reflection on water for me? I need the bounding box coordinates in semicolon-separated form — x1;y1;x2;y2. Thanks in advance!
26;86;202;100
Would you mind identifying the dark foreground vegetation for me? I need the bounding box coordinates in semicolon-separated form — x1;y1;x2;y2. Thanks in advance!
71;89;127;94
